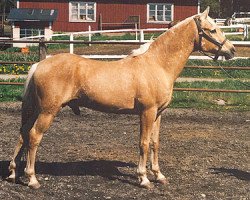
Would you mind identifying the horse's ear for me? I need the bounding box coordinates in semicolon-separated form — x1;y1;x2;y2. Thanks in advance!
200;6;210;20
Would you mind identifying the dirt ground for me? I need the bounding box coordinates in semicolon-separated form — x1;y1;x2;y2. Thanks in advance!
0;102;249;199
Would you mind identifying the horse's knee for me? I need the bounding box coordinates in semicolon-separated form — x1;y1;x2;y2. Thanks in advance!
151;140;159;150
140;140;150;153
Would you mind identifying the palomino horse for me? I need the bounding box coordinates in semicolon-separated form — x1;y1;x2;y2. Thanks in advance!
7;7;235;189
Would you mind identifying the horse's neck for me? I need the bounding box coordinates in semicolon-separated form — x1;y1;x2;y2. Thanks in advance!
149;17;196;80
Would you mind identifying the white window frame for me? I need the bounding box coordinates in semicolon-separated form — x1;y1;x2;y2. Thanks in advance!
69;1;96;22
147;3;174;24
20;28;45;38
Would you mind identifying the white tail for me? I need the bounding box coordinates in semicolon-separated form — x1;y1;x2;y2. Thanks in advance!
23;62;39;96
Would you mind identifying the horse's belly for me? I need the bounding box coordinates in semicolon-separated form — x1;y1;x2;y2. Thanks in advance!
78;93;136;113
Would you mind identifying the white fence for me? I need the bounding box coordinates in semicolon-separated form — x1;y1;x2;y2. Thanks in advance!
220;24;249;39
47;25;249;54
61;27;167;54
214;18;227;25
53;25;250;60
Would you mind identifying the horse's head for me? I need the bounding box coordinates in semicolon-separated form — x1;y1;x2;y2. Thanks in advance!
194;7;236;60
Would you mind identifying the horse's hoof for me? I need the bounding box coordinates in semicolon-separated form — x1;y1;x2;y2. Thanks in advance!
157;177;168;185
6;176;15;183
28;182;41;189
140;182;154;189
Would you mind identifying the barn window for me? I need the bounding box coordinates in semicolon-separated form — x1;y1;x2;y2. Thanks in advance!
69;2;96;22
147;3;173;23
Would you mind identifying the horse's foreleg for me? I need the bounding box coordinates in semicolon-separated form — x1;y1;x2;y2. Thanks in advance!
7;135;25;182
137;107;157;189
150;115;168;185
25;113;55;189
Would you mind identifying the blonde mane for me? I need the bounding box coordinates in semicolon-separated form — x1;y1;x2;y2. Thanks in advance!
129;16;197;57
130;39;154;57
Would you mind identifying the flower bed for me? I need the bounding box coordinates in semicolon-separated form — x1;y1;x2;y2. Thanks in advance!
0;64;31;74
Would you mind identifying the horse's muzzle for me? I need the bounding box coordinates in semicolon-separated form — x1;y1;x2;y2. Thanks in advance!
223;47;236;60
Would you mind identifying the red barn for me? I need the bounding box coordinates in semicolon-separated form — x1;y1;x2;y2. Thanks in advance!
8;0;199;38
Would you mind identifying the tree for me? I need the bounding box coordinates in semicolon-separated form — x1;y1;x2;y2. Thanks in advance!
200;0;220;18
218;0;250;18
0;0;16;35
220;0;234;18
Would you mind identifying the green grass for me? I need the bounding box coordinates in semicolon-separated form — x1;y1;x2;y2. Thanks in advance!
187;58;250;67
181;67;250;79
0;85;23;102
171;90;249;111
182;59;250;78
170;80;250;111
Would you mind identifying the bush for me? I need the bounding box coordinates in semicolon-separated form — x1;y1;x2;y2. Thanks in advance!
4;47;21;53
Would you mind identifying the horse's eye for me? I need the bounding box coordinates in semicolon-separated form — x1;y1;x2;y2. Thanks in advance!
210;29;217;34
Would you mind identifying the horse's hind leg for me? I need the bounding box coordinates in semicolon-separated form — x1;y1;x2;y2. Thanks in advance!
150;116;167;185
25;112;55;189
8;99;37;182
7;135;25;182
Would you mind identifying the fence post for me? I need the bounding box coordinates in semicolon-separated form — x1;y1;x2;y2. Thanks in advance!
135;24;138;41
70;33;74;54
39;37;47;61
88;25;92;46
140;30;144;42
244;25;248;40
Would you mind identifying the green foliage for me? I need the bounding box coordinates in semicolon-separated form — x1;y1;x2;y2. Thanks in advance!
4;47;21;53
0;52;39;62
0;52;38;74
200;0;220;18
28;46;39;53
